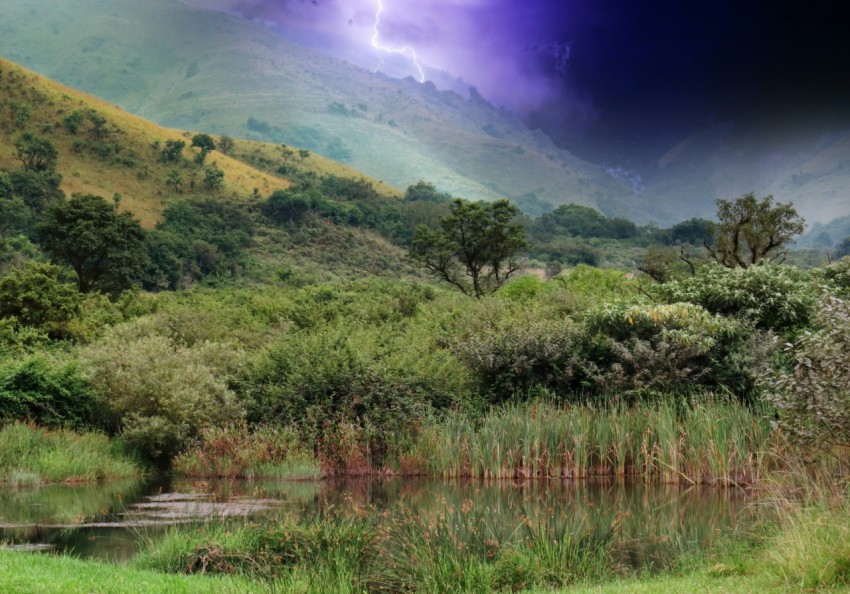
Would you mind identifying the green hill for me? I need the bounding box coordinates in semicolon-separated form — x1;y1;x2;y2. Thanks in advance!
0;0;650;221
0;56;419;283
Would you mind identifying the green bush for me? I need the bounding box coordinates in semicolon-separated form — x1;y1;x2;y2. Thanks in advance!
656;263;816;333
0;262;80;337
766;294;850;451
247;325;432;471
0;356;100;430
450;296;586;400
583;301;744;397
818;256;850;297
81;318;244;460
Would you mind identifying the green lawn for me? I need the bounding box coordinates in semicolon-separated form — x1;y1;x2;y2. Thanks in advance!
559;572;850;593
4;550;850;593
0;551;260;594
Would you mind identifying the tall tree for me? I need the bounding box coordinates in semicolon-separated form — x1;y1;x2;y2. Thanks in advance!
410;198;526;298
38;194;148;294
705;193;805;268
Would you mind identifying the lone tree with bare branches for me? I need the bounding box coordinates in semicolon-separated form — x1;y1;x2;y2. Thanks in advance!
704;193;805;268
410;198;526;298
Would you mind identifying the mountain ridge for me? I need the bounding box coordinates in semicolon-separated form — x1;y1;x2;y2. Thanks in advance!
0;0;652;222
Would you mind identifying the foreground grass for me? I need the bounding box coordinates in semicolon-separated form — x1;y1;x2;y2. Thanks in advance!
561;572;830;593
0;551;259;593
4;551;847;594
0;423;143;485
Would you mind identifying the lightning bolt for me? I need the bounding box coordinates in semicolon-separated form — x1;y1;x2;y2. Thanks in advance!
371;0;426;83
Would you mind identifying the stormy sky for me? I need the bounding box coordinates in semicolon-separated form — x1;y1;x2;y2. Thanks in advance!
189;0;850;164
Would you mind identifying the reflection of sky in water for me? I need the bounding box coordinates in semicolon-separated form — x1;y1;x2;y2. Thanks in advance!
0;477;753;566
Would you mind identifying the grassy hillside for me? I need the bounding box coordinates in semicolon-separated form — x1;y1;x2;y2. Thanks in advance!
626;121;850;226
0;57;404;227
0;0;649;221
0;59;285;227
0;56;423;284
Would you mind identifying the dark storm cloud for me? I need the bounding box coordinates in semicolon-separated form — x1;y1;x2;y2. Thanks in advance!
187;0;850;160
186;0;588;111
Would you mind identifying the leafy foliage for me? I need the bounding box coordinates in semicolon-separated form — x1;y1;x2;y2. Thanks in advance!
533;203;638;240
159;139;185;163
410;199;527;298
14;132;58;172
656;264;816;332
706;193;805;268
82;318;244;459
38;194;148;294
766;294;850;450
190;133;215;164
0;262;80;336
144;196;255;289
0;356;100;430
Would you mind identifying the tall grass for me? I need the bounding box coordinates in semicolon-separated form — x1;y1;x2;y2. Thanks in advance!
136;502;620;592
173;424;321;480
0;422;142;484
757;463;850;589
134;515;376;586
412;400;773;485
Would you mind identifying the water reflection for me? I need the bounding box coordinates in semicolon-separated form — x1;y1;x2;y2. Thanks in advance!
0;477;753;566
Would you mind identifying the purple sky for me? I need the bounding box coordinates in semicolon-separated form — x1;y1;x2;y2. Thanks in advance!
194;0;850;165
208;0;578;112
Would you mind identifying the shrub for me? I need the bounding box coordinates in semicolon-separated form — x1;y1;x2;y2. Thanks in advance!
656;263;816;333
81;318;244;460
0;356;100;430
450;296;586;400
583;301;743;396
765;294;850;451
818;256;850;298
0;262;80;337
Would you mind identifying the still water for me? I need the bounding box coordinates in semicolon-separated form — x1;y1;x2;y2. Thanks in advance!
0;477;754;568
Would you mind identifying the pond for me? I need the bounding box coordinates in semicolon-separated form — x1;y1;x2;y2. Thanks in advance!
0;477;756;570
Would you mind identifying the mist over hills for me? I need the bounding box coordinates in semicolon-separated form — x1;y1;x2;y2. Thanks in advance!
1;0;848;226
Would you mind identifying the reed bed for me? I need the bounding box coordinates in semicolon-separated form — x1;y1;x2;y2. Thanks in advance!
173;424;321;480
412;400;773;485
136;499;620;592
0;422;142;484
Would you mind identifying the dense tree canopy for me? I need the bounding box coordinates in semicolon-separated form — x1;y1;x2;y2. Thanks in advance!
404;181;452;203
0;262;80;334
534;203;638;240
38;194;148;294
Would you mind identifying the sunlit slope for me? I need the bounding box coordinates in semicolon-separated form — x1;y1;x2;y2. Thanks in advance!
0;0;648;220
0;57;401;227
0;58;287;226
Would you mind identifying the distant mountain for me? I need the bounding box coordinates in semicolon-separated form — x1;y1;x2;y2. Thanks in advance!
0;0;656;222
4;0;846;227
633;123;850;225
